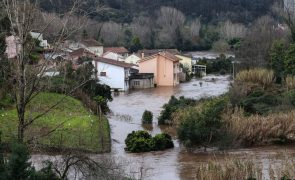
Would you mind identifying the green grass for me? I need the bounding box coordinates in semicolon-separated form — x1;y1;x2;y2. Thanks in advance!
0;93;111;153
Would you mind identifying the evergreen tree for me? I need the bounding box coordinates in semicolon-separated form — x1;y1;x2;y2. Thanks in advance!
129;36;142;53
6;143;35;180
270;41;286;83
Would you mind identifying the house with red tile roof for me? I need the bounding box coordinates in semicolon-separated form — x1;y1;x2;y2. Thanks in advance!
67;39;103;56
92;57;135;91
138;51;181;86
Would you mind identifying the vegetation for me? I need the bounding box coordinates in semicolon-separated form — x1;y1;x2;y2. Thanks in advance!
176;97;228;147
158;96;196;125
0;93;111;153
196;54;233;74
125;131;174;153
195;156;295;180
142;110;153;124
0;142;59;180
166;68;295;148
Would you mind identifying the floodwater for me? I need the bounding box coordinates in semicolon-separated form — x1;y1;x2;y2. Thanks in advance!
108;75;295;180
31;75;295;179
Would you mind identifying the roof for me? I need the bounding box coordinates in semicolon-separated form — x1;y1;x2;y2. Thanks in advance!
140;51;181;63
104;47;129;54
93;57;133;68
69;48;95;57
138;49;179;57
81;39;103;47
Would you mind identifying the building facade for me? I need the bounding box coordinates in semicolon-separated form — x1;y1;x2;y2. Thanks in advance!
138;51;180;87
92;57;133;91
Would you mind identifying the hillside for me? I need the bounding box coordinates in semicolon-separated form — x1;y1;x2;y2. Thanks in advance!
0;93;111;153
39;0;276;24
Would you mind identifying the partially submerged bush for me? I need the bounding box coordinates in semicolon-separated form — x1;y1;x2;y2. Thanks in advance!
142;110;153;124
236;68;274;88
150;133;174;151
125;131;152;153
125;131;174;153
176;96;228;147
158;96;196;125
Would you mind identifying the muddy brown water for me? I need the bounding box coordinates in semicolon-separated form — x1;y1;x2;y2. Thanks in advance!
31;75;295;179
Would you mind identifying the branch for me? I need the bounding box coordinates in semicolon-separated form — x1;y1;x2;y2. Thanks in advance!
23;79;90;128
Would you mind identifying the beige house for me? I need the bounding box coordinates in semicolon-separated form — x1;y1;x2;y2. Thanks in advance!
176;54;192;73
138;51;181;86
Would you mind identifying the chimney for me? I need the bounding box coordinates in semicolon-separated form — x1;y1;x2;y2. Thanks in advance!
141;52;144;59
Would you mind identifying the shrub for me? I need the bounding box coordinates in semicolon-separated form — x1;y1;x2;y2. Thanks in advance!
142;110;153;124
177;96;228;147
125;131;174;153
158;96;196;125
150;133;174;151
239;89;278;115
125;131;152;153
236;68;274;88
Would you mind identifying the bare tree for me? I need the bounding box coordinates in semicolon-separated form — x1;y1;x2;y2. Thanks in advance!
2;0;92;143
219;20;247;39
39;152;128;180
236;15;283;69
100;21;124;46
156;6;186;47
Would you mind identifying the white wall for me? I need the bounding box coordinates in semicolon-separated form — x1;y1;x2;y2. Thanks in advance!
103;52;124;61
88;46;103;56
93;61;127;91
125;54;141;64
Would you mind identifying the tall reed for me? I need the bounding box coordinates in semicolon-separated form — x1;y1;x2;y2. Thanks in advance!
224;108;295;146
236;68;274;87
286;75;295;90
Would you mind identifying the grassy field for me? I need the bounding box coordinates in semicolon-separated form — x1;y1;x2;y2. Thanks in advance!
0;93;111;153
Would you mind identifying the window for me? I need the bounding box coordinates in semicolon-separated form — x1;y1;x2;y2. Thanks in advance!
100;72;106;76
133;81;140;86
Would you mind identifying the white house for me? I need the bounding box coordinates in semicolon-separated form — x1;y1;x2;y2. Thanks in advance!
30;32;50;49
102;51;124;61
68;39;103;56
124;53;141;64
92;57;133;91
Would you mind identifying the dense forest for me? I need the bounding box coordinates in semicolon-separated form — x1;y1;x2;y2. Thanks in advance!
36;0;285;51
39;0;276;24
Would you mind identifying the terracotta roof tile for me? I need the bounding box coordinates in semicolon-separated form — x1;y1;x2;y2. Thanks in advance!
69;48;95;57
94;57;133;68
140;51;181;63
104;47;129;54
81;39;103;47
138;49;179;57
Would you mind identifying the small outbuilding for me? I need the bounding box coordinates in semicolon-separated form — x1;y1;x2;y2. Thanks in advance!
130;73;154;89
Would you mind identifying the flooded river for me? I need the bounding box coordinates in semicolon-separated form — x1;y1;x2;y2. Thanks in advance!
31;75;295;179
108;75;295;180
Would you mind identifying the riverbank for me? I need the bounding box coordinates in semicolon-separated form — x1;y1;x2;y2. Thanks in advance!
0;92;111;153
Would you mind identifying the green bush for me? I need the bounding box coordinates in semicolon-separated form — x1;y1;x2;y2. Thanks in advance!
125;131;174;153
239;89;278;115
177;96;228;147
150;133;174;151
158;96;196;125
142;110;153;124
125;131;152;153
